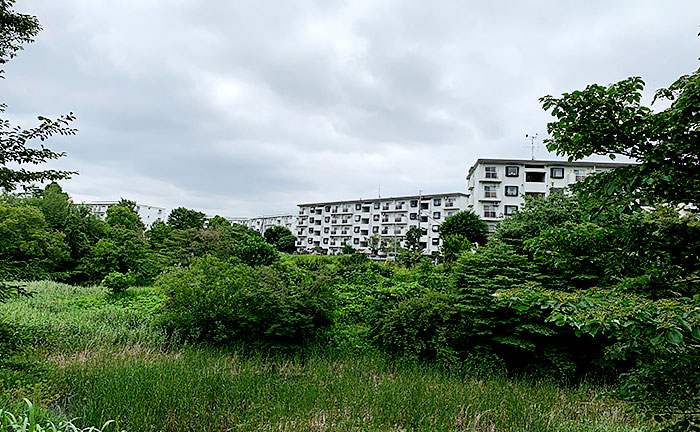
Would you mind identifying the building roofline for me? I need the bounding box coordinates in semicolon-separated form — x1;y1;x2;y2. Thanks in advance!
298;192;469;207
466;158;636;179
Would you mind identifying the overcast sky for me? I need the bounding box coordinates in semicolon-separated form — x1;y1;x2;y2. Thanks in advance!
4;1;699;217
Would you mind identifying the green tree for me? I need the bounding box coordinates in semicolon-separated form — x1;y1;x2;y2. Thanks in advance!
365;234;384;255
233;235;280;266
404;227;423;254
105;199;144;234
439;210;488;246
167;207;206;230
540;67;700;213
263;225;297;253
0;202;69;281
1;1;77;192
206;215;231;229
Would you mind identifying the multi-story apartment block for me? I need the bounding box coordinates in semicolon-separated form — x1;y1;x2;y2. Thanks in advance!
228;214;295;235
295;192;469;255
83;201;168;227
466;158;632;230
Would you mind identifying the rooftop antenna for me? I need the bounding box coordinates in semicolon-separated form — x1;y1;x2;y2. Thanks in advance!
525;133;539;160
378;184;381;198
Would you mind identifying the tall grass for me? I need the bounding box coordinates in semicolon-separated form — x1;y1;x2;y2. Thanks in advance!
1;282;653;432
0;282;169;353
52;348;648;432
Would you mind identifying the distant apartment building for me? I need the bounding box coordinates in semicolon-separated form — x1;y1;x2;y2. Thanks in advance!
83;201;167;227
295;192;469;255
466;158;632;230
226;214;295;235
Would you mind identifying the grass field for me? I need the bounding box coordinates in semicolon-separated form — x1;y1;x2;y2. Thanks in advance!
0;282;653;432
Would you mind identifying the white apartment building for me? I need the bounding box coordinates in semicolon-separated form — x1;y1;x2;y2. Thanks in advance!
295;192;469;255
466;158;632;230
226;214;295;235
83;201;168;227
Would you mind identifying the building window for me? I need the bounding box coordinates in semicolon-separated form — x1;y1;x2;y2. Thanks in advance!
431;225;439;232
525;172;545;182
432;238;440;245
433;211;441;219
484;205;497;218
324;227;329;233
410;200;418;207
308;228;313;234
323;238;329;244
410;213;417;220
574;169;587;182
324;217;330;222
309;217;315;223
324;205;331;212
550;167;564;179
505;186;518;197
484;185;497;198
353;238;359;245
447;211;456;217
355;203;362;210
504;205;518;215
505;166;519;177
372;226;379;233
373;214;379;221
354;215;361;222
485;166;498;179
354;226;360;233
433;198;441;206
307;238;313;244
373;202;380;209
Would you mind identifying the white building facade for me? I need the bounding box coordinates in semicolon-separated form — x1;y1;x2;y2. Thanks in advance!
83;201;168;227
295;192;469;255
466;158;632;230
227;214;295;235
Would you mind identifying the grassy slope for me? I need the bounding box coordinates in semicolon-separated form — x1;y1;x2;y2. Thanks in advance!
1;282;652;432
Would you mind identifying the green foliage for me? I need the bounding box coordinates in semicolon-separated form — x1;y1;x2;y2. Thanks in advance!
157;256;333;349
264;225;297;253
0;202;69;281
105;199;144;233
375;291;459;362
101;271;131;295
167;207;206;230
233;235;280;266
340;243;355;255
541;68;700;213
404;226;423;254
496;287;700;428
0;399;123;432
439;210;488;246
493;193;583;253
206;215;230;229
439;234;473;263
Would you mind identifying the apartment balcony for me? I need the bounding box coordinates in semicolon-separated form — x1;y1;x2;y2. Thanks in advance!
445;202;455;208
382;204;390;210
381;217;389;223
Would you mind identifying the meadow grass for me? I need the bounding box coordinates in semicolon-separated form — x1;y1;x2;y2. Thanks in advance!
1;282;653;432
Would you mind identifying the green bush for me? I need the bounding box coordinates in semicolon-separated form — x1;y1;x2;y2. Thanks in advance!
233;236;280;266
101;271;131;294
156;256;333;349
374;291;460;362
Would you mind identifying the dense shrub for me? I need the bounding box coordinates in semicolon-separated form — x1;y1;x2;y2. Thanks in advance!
233;236;280;266
374;290;459;362
101;271;130;294
156;256;333;349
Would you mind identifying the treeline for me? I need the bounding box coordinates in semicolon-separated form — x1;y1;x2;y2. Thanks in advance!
0;184;294;288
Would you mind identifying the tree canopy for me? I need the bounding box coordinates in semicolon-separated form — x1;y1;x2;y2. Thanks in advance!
540;68;700;213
